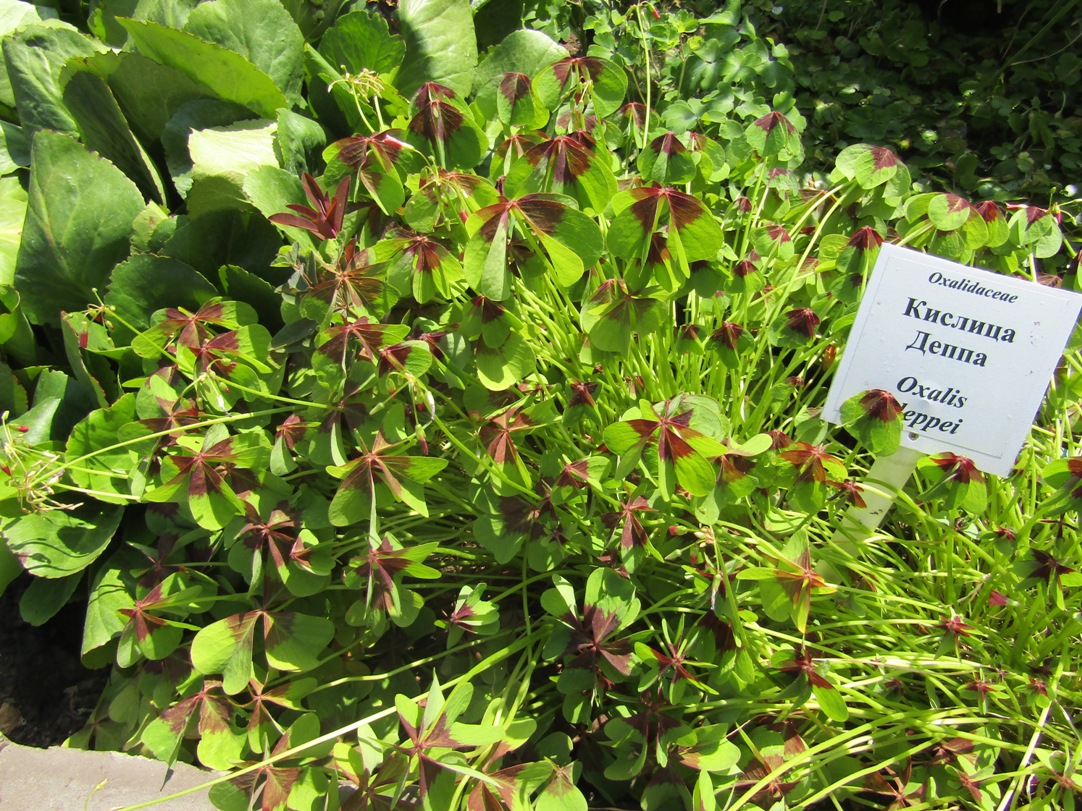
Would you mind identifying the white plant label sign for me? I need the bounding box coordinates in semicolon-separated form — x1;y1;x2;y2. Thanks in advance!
824;243;1081;476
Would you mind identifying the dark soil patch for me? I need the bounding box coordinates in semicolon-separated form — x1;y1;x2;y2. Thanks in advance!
0;576;108;748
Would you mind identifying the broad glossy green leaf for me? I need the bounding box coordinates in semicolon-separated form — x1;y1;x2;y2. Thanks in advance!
396;0;477;99
0;120;28;175
217;264;283;332
88;0;200;46
104;255;216;332
1;502;123;577
3;22;102;137
65;393;148;502
74;51;212;143
187;118;279;214
0;176;26;286
274;109;325;175
162;100;253;198
184;0;304;106
60;68;166;203
120;18;287;119
319;10;404;77
82;550;138;656
14;131;143;326
20;573;79;625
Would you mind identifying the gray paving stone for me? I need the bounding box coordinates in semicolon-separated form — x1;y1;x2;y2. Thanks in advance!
0;734;218;810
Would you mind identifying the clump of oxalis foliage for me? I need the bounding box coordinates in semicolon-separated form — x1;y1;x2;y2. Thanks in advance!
0;0;1080;809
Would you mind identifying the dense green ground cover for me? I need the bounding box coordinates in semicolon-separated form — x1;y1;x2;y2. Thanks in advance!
0;0;1079;809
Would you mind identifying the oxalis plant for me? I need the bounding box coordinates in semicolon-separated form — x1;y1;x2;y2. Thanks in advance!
0;0;1080;809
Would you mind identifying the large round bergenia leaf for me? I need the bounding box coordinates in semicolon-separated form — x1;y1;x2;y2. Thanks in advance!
119;19;287;118
183;0;305;106
0;176;26;285
395;0;477;99
61;69;167;203
319;10;405;77
3;23;102;137
14;132;144;326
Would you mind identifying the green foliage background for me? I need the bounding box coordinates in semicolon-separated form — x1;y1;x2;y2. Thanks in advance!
0;0;1079;809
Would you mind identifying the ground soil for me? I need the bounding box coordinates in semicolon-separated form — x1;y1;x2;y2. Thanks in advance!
0;576;108;748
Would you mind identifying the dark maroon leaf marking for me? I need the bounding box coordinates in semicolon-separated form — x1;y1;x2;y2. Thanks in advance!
118;582;170;643
766;224;791;243
780;443;840;484
498;72;532;104
942;193;972;215
619;102;648;130
733;259;758;278
524;136;593;183
768;430;793;450
870;146;899;171
753;111;795;134
568;380;598;409
402;235;443;273
318;316;397;365
847;226;883;250
1030;550;1074;583
333;131;406;170
410;83;465;145
154;302;230;350
651;132;686;157
779;647;832;689
710;322;744;350
160;679;232;737
480;406;533;466
828;479;867;508
975;201;1003;223
859;389;902;422
549;56;605;88
931;453;983;485
785;308;820;339
514;196;568;232
602;495;654;550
